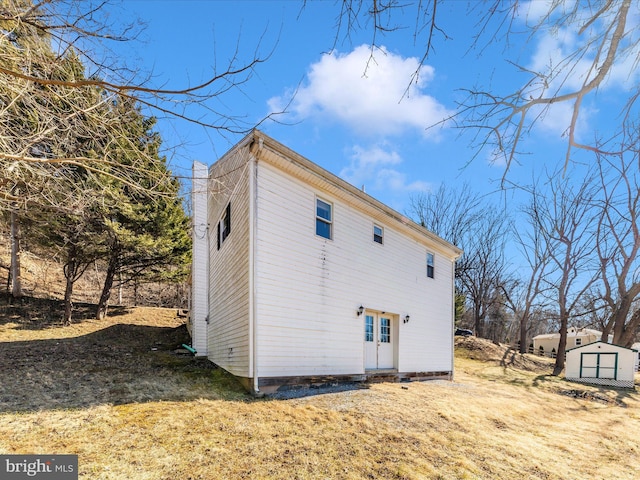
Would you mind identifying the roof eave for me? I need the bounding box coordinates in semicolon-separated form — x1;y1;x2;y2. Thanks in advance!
250;130;462;259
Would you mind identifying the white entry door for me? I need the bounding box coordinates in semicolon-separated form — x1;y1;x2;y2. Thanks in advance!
364;312;395;370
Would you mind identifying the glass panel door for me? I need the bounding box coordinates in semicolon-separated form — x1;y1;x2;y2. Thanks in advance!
377;316;394;369
364;314;377;369
364;313;395;370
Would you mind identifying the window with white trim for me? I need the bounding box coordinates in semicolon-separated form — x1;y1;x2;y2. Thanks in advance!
316;197;332;239
427;252;435;278
373;224;383;244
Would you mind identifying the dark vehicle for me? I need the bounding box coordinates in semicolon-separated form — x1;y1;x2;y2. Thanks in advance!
455;328;473;337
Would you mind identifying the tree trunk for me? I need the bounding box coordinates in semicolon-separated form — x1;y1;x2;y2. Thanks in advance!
63;270;74;325
96;252;119;320
552;315;568;376
519;312;528;354
118;272;123;305
601;319;613;343
619;308;640;348
473;303;484;338
10;210;23;299
611;294;633;345
63;245;79;325
61;236;95;324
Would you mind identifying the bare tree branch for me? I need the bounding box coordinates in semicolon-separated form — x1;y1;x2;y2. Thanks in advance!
595;125;640;346
328;1;639;180
0;0;278;213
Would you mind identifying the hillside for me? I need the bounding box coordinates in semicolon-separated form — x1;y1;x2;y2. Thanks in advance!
0;234;188;313
1;309;639;479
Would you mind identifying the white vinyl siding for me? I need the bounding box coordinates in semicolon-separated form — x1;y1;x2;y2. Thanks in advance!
207;148;251;377
254;161;455;377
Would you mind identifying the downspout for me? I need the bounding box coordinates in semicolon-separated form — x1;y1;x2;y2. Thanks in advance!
249;138;261;395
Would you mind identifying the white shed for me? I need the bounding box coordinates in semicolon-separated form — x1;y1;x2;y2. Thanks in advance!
565;341;637;389
189;130;462;395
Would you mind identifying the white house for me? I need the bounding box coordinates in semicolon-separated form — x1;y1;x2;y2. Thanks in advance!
532;327;612;357
189;130;462;395
565;342;638;389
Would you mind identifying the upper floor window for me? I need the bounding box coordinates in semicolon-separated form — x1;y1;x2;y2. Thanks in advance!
427;252;434;278
316;197;332;239
373;224;384;244
217;202;231;250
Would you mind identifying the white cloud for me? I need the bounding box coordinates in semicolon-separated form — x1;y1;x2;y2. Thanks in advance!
516;0;554;24
340;144;431;194
268;45;452;137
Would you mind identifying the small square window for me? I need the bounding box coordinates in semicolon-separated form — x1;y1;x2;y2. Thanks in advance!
576;338;582;346
427;252;434;278
316;198;332;239
373;224;383;244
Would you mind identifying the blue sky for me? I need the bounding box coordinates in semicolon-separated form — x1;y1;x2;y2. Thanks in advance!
114;0;633;217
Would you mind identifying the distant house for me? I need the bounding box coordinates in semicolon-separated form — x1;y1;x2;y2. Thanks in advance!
532;328;612;357
189;130;462;395
565;342;638;389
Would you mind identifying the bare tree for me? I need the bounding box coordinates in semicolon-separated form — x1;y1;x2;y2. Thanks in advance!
0;0;273;212
459;206;511;338
501;206;553;353
525;168;599;375
409;183;483;250
408;184;511;337
595;128;640;347
456;1;635;174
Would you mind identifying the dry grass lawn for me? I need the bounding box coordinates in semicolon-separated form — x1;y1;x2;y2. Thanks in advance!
1;303;639;479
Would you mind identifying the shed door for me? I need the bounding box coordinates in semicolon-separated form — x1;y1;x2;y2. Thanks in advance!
581;352;617;380
364;313;395;370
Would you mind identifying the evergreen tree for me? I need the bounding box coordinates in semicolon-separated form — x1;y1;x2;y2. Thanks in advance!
1;1;190;320
95;106;190;319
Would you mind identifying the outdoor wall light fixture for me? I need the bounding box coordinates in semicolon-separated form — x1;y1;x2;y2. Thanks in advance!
357;305;364;316
404;315;410;324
